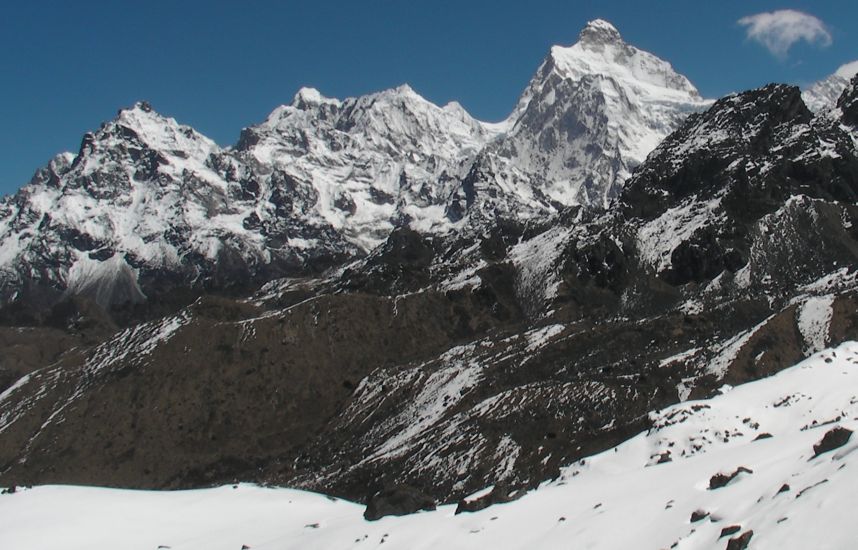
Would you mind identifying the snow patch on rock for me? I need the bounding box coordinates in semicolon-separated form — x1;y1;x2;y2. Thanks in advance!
796;295;834;354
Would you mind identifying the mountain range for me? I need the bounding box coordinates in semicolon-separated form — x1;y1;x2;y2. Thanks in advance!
0;20;710;312
2;18;858;536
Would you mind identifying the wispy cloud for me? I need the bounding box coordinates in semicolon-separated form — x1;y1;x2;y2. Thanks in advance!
738;9;831;59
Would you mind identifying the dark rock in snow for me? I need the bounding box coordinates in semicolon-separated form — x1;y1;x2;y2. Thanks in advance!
455;484;521;514
726;530;753;550
690;509;709;522
709;467;753;490
719;525;741;538
812;426;853;458
364;485;436;521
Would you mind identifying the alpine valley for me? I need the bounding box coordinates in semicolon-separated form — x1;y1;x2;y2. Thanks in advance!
2;19;858;549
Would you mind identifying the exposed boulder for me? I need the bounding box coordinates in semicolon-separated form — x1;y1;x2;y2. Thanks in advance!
709;466;753;490
726;530;753;550
364;485;436;521
455;484;521;514
812;426;853;458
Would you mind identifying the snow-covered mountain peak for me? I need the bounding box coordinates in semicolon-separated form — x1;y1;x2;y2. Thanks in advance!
546;22;701;99
803;60;858;113
835;60;858;80
478;20;709;211
227;82;503;251
114;100;167;126
290;86;340;110
391;82;417;96
105;101;220;162
259;83;488;138
576;18;622;46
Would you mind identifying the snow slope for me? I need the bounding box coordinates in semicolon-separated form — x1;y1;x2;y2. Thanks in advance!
3;342;858;550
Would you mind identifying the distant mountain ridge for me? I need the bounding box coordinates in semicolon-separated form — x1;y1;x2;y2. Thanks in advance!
1;21;852;313
0;19;711;310
802;60;858;113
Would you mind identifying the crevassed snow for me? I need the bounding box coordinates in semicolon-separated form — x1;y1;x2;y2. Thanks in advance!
4;342;858;549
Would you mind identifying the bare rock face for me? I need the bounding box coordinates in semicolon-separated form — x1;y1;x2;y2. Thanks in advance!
839;74;858;127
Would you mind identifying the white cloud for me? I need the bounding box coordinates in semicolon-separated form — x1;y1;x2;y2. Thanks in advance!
738;9;832;59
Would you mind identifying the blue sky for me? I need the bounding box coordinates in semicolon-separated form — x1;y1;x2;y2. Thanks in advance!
1;1;856;196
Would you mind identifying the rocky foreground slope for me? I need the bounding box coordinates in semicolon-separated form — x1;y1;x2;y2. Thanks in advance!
3;341;857;549
1;20;858;509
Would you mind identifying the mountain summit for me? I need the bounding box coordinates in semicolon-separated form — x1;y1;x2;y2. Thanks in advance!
802;60;858;112
470;19;708;212
577;18;624;45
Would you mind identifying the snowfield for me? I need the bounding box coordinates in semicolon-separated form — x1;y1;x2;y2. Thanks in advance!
3;342;858;549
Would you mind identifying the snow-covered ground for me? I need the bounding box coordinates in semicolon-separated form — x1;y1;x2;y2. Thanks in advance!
3;342;858;549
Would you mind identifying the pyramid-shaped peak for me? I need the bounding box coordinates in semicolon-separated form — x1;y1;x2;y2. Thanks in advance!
394;83;416;95
537;18;701;100
578;19;623;45
105;100;219;155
